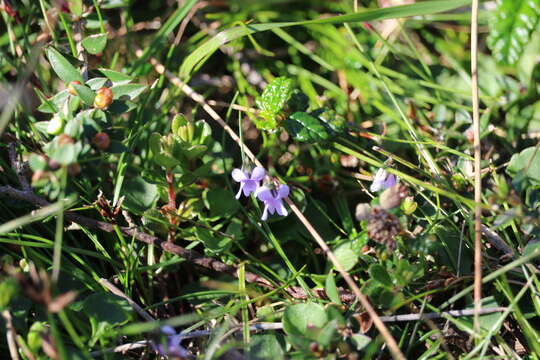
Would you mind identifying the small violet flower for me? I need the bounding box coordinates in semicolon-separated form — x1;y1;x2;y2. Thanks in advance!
232;167;266;199
370;168;397;192
153;326;188;358
255;184;289;221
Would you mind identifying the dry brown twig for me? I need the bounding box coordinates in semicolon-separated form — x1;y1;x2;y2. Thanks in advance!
134;49;407;360
0;184;353;303
471;0;483;338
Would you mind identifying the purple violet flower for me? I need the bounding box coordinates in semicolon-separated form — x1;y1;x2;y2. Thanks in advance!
232;167;266;199
370;168;397;192
154;326;188;358
255;184;289;221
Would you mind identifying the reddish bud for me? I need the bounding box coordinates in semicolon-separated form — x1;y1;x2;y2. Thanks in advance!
56;134;74;145
48;159;60;171
67;163;81;176
93;87;113;110
92;132;110;150
67;80;81;96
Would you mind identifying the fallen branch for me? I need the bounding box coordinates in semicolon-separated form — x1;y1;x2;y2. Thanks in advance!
0;184;353;303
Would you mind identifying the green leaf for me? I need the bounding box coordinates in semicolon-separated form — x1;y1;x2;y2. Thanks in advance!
27;322;46;353
283;302;327;336
67;0;83;17
83;293;131;326
37;90;69;113
284;112;329;143
506;146;540;184
45;141;81;165
122;178;159;213
82;33;108;55
110;83;147;100
205;188;240;217
179;0;471;77
325;270;342;305
247;335;284;360
487;0;540;65
333;241;357;271
46;47;84;83
71;83;95;106
86;77;109;90
368;264;393;288
64;114;84;138
350;334;371;351
256;77;294;118
28;154;47;172
98;68;133;83
0;278;18;310
195;228;232;254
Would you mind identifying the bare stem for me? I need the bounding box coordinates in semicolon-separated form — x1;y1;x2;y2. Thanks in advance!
471;0;482;338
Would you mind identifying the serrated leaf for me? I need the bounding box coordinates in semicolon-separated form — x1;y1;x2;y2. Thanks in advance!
256;77;294;116
99;68;133;83
487;0;540;65
284;111;330;143
46;47;84;83
110;83;147;100
71;83;95;106
82;33;108;55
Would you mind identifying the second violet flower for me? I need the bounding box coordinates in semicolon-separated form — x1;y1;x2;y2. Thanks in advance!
255;184;289;221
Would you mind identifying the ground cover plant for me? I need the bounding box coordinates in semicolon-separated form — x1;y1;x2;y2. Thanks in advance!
1;0;540;358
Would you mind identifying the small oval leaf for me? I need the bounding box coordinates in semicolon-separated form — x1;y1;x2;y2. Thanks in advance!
46;47;84;83
81;33;108;55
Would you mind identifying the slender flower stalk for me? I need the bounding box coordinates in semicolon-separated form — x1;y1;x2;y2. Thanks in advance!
232;167;265;199
255;184;289;221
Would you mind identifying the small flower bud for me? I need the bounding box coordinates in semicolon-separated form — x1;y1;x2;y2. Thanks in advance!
67;80;81;96
47;115;65;135
48;159;60;171
93;87;113;110
401;196;418;215
67;163;81;176
380;184;408;210
92;132;110;150
355;203;371;221
56;134;74;145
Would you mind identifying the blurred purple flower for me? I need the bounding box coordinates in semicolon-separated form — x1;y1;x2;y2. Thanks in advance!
255;184;289;221
370;168;397;192
232;167;266;199
154;326;188;358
